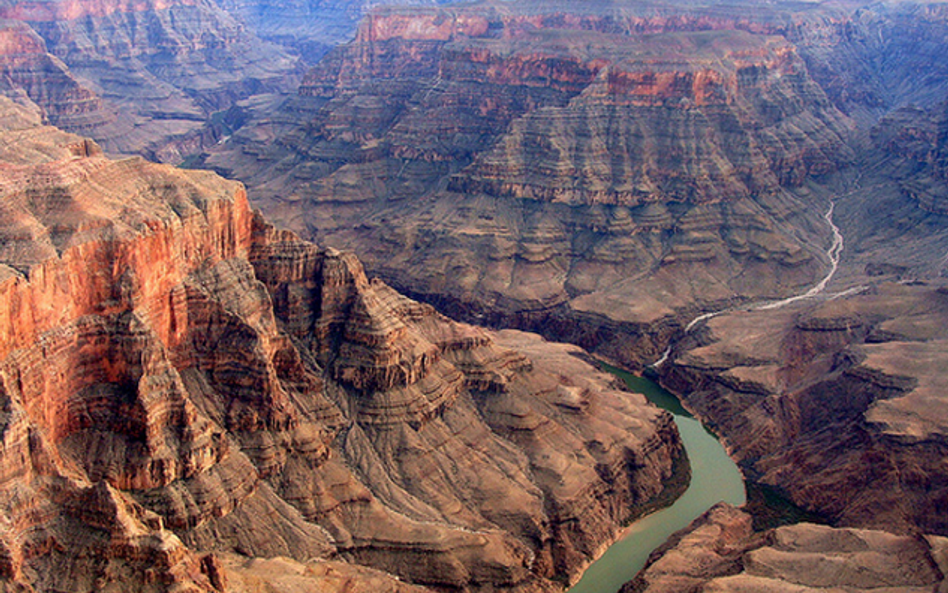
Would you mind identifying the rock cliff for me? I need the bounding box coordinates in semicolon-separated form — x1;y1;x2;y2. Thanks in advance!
637;87;948;539
623;503;948;592
0;20;112;132
0;0;298;160
659;282;948;535
0;95;684;592
206;0;860;367
871;99;948;216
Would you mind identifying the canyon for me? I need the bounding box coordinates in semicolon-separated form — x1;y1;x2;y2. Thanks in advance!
0;0;298;160
205;0;864;366
0;95;686;592
198;0;948;588
1;0;948;590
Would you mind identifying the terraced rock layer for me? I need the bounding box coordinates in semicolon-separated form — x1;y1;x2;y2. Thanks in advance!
623;503;948;592
659;282;948;536
642;91;948;539
0;0;297;159
206;0;861;367
0;96;684;592
0;20;111;132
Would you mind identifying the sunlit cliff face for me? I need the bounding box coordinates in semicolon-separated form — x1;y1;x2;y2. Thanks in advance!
0;96;685;592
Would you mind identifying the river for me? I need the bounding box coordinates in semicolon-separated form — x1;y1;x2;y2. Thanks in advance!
566;197;849;591
567;367;746;593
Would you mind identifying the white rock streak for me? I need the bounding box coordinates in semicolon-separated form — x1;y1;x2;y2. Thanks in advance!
667;201;844;354
650;200;847;368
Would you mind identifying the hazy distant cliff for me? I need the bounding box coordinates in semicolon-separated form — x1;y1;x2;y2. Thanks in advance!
0;0;298;159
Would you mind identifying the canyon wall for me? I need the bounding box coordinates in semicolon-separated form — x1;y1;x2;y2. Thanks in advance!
0;0;298;159
644;90;948;539
198;3;948;546
207;0;866;367
0;96;685;592
658;282;948;535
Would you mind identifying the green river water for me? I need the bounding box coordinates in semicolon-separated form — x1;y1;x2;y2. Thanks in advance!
567;367;746;593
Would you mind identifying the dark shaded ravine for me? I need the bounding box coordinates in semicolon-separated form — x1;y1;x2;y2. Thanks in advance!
568;368;746;593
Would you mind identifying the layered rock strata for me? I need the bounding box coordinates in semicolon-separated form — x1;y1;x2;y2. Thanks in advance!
648;90;948;538
206;0;857;367
871;99;948;216
659;282;948;536
623;503;948;592
0;0;298;159
0;96;684;591
787;1;948;123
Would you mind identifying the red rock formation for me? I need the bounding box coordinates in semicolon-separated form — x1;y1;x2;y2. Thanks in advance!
212;0;853;372
0;96;684;591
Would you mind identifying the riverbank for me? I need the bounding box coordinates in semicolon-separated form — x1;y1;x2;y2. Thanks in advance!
566;367;746;593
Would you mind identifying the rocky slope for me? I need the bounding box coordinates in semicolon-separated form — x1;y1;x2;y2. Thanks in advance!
205;0;864;367
0;20;110;133
788;1;948;124
0;95;685;592
645;91;948;538
659;281;948;536
870;98;948;216
623;503;948;592
0;0;298;160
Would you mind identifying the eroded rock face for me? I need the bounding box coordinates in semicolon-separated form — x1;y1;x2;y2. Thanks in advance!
0;0;298;160
789;1;948;123
0;20;112;133
623;503;948;592
0;96;684;592
871;99;948;216
205;0;862;367
659;282;948;536
648;89;948;538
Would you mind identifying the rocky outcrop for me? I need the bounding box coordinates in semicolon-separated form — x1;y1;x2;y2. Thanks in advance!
623;503;948;592
0;95;684;591
0;0;298;160
659;282;948;536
